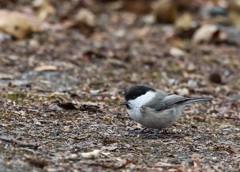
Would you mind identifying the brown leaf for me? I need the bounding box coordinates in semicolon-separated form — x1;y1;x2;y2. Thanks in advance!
78;102;103;113
0;10;33;39
152;0;178;23
192;24;227;44
102;143;118;151
24;155;48;168
169;47;186;57
75;8;95;27
33;0;56;20
34;65;58;72
57;102;77;110
209;72;223;84
122;0;151;14
174;12;192;30
0;73;15;80
81;150;101;159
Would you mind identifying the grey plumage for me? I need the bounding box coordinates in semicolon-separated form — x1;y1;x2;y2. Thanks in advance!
122;86;212;131
145;89;212;111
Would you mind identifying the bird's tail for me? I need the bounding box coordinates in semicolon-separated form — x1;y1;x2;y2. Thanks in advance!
184;97;212;105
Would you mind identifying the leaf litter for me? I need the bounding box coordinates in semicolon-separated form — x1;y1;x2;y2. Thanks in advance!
0;0;240;171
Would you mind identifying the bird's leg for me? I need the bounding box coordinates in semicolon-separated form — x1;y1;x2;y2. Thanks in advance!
130;127;148;134
139;127;148;133
161;128;168;134
143;128;163;137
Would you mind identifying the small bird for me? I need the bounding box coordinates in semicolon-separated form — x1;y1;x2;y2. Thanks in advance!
121;85;212;135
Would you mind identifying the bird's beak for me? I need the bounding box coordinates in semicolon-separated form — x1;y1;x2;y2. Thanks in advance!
120;99;128;105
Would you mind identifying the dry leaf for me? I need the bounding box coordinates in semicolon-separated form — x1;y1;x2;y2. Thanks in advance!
57;102;77;110
62;8;96;37
192;24;227;44
186;63;196;72
0;73;14;80
209;72;223;84
228;9;240;30
0;11;32;39
152;0;177;23
169;47;186;57
34;65;57;72
154;161;176;167
102;143;118;151
76;8;95;27
78;102;103;113
81;150;101;159
33;0;55;20
122;0;151;14
0;10;43;39
176;88;189;96
175;12;192;30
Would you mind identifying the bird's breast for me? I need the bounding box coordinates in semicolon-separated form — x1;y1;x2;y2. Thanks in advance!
127;107;143;123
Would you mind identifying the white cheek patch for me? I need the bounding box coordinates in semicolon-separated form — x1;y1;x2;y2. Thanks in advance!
128;91;156;108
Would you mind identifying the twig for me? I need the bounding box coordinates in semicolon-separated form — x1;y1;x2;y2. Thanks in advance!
0;135;39;149
216;116;240;120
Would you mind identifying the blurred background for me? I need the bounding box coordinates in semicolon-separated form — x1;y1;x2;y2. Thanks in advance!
0;1;240;172
0;0;240;102
1;0;240;114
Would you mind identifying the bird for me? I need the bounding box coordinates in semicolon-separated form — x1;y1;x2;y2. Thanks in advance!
121;85;212;135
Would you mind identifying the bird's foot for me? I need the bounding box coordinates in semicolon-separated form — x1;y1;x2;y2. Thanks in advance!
130;128;163;136
130;128;148;134
143;131;163;137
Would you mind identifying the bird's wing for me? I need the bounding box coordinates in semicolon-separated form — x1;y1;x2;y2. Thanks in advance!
159;94;190;110
142;91;190;112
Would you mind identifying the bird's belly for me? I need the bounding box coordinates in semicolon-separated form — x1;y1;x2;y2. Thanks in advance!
127;108;143;123
141;114;173;129
127;107;183;129
142;108;183;129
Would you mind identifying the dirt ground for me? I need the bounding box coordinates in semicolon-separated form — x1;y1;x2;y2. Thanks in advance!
0;0;239;171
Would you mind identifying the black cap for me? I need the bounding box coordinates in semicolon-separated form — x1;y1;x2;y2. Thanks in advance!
125;86;155;101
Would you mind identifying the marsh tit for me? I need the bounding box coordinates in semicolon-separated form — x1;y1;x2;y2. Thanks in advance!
121;86;212;134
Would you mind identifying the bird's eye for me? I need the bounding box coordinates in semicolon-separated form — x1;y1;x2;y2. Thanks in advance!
126;104;130;109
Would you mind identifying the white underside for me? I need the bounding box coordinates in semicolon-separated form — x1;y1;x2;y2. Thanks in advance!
127;91;156;122
126;91;184;129
127;106;183;128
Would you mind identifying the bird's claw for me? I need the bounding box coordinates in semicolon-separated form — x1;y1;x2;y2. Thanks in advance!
129;128;163;136
129;128;147;134
142;131;162;137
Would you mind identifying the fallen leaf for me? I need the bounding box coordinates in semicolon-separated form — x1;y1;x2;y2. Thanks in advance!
73;8;96;37
176;88;189;96
227;0;240;30
152;0;177;23
175;12;192;30
75;8;95;27
79;102;103;113
0;11;32;39
186;63;196;72
66;154;78;159
34;65;57;72
122;0;151;14
0;73;15;80
154;161;176;167
209;72;223;84
81;150;101;159
193;116;206;122
192;24;227;44
0;10;43;39
102;143;118;151
169;47;186;57
57;102;77;110
24;155;48;168
33;0;56;20
63;126;71;132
